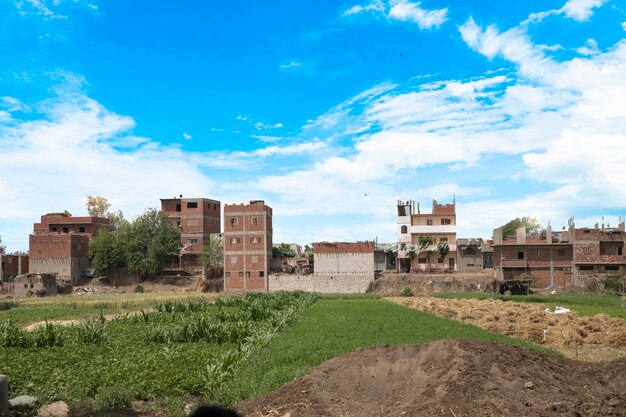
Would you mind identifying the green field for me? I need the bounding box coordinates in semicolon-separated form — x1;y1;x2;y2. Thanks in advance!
433;293;626;319
1;292;550;416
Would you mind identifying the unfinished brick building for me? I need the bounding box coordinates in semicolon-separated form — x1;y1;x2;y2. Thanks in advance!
396;198;457;272
160;197;221;273
492;218;625;287
223;200;273;291
29;212;110;283
0;253;29;282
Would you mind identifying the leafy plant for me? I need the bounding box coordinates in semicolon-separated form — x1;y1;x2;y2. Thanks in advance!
401;286;414;297
603;274;624;295
134;284;145;293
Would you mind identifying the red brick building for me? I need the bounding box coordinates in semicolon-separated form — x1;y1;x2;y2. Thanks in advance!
160;197;221;273
0;253;29;283
223;200;273;291
493;219;625;287
29;212;110;283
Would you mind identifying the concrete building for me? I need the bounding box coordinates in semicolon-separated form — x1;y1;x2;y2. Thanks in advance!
160;197;221;273
492;218;626;287
456;238;493;272
223;200;273;291
29;212;109;283
396;199;457;273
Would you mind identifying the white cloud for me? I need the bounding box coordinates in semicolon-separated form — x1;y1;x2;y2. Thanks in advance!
13;0;99;19
278;59;316;74
575;38;600;55
388;0;448;29
182;132;192;140
279;61;303;69
621;21;626;31
561;0;607;22
342;0;448;30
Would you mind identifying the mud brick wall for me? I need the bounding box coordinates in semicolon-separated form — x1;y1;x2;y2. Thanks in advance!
268;274;373;293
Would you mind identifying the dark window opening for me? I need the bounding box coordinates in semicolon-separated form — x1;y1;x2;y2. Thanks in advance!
187;202;198;209
79;227;85;233
63;227;69;233
238;272;243;277
245;271;250;278
400;225;408;234
517;251;524;259
260;271;264;277
175;204;181;212
418;258;427;264
605;265;619;271
51;227;57;232
251;217;258;225
225;272;230;278
579;265;594;271
619;247;623;256
231;218;238;225
441;218;451;225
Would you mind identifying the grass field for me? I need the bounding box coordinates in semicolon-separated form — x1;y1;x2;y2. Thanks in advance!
433;293;626;319
1;293;551;416
0;291;209;324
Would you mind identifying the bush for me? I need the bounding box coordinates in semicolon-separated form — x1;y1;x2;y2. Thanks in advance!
603;274;624;295
0;301;15;311
134;284;144;293
401;286;414;297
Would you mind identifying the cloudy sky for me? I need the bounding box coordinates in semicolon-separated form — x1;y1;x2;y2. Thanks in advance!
1;0;625;251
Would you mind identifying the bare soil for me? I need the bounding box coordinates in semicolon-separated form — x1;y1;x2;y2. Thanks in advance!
236;339;626;417
388;297;626;362
370;272;496;296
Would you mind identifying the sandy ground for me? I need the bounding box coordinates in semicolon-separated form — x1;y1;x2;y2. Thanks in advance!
236;339;626;417
388;296;626;362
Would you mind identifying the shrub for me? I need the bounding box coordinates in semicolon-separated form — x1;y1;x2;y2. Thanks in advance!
134;284;145;293
0;301;15;311
401;286;414;297
603;274;624;295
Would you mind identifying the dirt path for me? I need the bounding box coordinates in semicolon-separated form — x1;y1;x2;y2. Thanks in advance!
21;312;145;331
388;296;626;362
236;339;626;417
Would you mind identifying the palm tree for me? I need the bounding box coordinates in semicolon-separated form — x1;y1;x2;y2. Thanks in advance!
437;242;450;272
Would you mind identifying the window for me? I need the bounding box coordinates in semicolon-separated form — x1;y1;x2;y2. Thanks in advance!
79;227;85;233
517;251;524;259
464;247;477;255
536;249;543;257
251;255;259;264
251;236;260;243
579;265;594;271
260;271;264;277
251;217;258;225
51;227;57;232
230;237;240;244
225;272;230;278
175;204;181;212
245;271;250;278
400;225;408;234
63;227;69;233
230;217;238;225
600;247;606;255
418;258;427;264
190;239;198;245
426;219;433;226
605;265;619;271
440;237;448;242
583;247;591;255
238;271;244;277
187;202;198;209
176;221;181;228
441;218;451;225
231;256;237;264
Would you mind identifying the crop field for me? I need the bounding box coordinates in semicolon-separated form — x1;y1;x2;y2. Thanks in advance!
432;293;626;319
0;292;549;416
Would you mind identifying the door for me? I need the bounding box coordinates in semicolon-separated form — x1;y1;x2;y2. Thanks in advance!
448;257;455;271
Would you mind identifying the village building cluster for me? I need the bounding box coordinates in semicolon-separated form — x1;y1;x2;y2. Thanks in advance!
0;196;624;296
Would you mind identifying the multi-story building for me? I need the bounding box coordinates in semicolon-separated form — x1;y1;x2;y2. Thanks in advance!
492;218;626;287
223;200;273;291
396;199;457;272
160;197;221;273
29;212;110;283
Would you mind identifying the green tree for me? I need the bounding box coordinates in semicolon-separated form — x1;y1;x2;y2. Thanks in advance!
437;241;450;272
88;208;181;278
86;195;111;218
201;236;224;279
89;229;126;276
272;243;296;259
500;217;543;238
124;209;181;278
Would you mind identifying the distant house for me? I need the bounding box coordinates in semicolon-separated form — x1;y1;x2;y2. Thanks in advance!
456;238;493;272
0;253;29;283
29;212;110;284
9;273;57;298
492;218;625;287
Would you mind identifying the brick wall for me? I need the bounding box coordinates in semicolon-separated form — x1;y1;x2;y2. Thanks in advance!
314;252;374;276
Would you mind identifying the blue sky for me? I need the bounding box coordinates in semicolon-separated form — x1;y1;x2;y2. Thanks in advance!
1;0;626;251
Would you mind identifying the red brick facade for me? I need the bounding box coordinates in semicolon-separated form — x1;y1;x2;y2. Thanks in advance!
223;200;273;291
160;197;221;272
0;254;29;281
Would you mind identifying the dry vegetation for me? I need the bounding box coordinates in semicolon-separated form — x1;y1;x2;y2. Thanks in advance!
389;296;626;362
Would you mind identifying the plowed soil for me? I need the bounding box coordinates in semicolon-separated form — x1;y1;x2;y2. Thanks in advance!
236;339;626;417
389;297;626;362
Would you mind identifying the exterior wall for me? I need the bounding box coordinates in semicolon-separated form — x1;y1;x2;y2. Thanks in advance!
268;273;373;293
9;275;57;298
223;200;273;291
313;242;375;278
457;249;484;272
33;214;110;235
29;234;90;283
0;254;29;280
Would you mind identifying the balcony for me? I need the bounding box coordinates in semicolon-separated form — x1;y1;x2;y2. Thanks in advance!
411;225;456;234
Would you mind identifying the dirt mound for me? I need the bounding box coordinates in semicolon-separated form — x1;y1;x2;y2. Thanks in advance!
237;339;625;417
370;272;495;296
389;297;626;362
